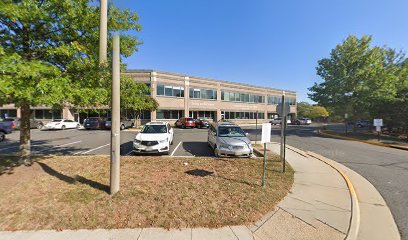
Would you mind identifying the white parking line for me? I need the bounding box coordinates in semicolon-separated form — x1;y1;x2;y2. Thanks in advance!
75;143;110;155
170;141;182;156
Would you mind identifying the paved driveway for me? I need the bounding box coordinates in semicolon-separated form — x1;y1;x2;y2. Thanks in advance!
0;127;213;157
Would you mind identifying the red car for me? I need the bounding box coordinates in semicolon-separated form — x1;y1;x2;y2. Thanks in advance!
175;117;196;128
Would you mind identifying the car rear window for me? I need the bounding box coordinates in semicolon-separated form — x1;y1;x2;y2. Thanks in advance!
186;118;194;121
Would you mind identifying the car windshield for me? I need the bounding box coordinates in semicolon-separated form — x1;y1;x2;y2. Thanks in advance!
52;119;62;122
86;118;98;122
141;125;167;134
1;118;14;122
218;126;246;137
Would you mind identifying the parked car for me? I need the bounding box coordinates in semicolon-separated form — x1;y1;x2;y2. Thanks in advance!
83;117;107;130
195;119;210;129
207;122;253;158
0;121;15;142
293;118;312;125
356;120;370;128
105;117;134;130
270;117;291;125
133;121;174;155
175;117;196;128
1;118;44;129
43;119;81;130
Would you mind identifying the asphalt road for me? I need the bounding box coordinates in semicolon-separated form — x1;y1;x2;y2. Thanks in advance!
0;127;214;157
243;124;408;240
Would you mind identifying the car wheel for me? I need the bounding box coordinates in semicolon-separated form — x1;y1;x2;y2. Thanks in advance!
37;123;44;130
76;124;80;129
0;132;5;142
182;124;186;129
61;125;66;130
120;124;125;130
170;139;174;145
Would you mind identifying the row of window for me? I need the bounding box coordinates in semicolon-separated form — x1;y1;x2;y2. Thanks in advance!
189;88;217;100
221;111;265;120
221;91;265;103
0;109;17;118
156;85;185;97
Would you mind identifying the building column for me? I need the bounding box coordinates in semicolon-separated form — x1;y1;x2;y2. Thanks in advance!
151;72;157;121
17;107;21;118
63;107;74;120
264;93;268;121
184;76;189;117
216;83;222;121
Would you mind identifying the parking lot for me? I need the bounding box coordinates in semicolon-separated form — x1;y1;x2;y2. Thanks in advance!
0;124;319;157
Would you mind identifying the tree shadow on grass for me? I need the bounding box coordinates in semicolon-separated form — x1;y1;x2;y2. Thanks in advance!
37;162;109;194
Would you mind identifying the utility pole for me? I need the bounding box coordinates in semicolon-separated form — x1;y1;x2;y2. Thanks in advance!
280;91;286;173
110;35;121;195
99;0;108;64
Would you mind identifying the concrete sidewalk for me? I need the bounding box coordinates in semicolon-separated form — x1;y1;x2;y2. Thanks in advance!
1;142;388;240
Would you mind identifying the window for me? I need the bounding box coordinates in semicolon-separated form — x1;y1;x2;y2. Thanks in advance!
0;109;17;118
221;91;265;103
221;111;266;120
156;110;184;119
189;87;217;100
157;84;184;97
157;85;164;96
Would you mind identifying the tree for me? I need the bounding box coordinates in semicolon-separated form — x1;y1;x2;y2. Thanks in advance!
309;106;329;119
0;0;142;164
309;35;403;130
297;102;314;118
120;77;158;126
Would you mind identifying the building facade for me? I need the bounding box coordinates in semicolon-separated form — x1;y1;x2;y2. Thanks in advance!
0;70;297;124
124;70;297;124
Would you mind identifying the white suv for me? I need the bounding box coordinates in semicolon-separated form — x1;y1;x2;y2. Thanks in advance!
133;122;174;154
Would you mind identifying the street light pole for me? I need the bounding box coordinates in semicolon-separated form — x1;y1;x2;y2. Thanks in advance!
99;0;108;64
110;35;121;195
280;91;286;173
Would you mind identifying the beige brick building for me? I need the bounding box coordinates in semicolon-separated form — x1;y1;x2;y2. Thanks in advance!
0;70;296;125
123;70;297;124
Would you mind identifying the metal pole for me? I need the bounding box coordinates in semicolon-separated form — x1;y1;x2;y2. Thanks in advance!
110;35;120;195
262;142;267;187
283;115;287;173
255;111;258;143
99;0;108;64
280;94;285;172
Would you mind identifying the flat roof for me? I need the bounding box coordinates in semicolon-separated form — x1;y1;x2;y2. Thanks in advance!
123;69;296;95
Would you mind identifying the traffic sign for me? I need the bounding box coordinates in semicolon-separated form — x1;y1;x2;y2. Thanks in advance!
261;123;271;143
373;119;383;127
277;102;290;116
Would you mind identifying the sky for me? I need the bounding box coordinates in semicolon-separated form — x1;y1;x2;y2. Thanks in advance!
112;0;408;102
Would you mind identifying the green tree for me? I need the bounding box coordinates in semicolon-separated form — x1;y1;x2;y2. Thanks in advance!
297;102;314;118
309;35;403;130
309;106;329;119
120;77;158;126
0;0;141;164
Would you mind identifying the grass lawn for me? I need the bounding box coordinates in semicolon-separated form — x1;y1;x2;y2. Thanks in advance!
0;155;293;231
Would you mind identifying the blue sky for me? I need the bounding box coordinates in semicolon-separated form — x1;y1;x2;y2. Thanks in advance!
112;0;408;102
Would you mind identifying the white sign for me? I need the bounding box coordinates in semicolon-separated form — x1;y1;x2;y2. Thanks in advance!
376;126;381;132
373;119;383;127
261;123;271;144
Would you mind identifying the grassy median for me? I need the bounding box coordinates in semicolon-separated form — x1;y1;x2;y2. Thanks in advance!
0;155;293;230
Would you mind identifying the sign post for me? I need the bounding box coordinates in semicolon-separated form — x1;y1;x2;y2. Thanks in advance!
373;119;383;142
277;92;289;173
344;113;348;135
261;123;272;187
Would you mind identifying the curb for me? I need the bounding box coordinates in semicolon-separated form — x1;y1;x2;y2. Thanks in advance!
306;151;360;240
319;130;408;151
282;144;360;240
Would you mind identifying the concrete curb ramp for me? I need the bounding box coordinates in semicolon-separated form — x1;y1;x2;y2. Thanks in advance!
319;130;408;151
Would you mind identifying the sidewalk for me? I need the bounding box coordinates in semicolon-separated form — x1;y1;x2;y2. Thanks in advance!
0;143;399;240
